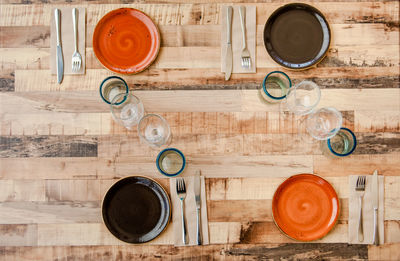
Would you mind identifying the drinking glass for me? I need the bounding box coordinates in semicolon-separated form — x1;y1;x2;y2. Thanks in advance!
138;114;171;148
284;81;321;115
156;148;186;177
305;107;342;140
321;128;357;157
259;71;291;103
110;93;145;130
100;76;129;104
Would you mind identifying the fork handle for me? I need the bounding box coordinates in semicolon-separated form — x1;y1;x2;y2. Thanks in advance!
358;195;363;242
226;6;233;44
239;6;246;49
72;8;78;52
180;199;188;245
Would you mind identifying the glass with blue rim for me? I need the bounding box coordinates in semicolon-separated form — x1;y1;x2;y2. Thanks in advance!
156;148;186;177
100;76;129;104
321;127;357;157
259;71;292;103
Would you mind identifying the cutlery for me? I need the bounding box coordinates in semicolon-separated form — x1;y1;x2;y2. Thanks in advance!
194;170;202;245
372;170;379;245
72;8;82;72
225;6;233;81
176;178;188;244
355;175;366;242
55;9;64;83
239;6;251;69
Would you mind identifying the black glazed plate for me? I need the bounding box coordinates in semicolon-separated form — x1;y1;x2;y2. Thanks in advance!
102;176;171;243
264;3;331;70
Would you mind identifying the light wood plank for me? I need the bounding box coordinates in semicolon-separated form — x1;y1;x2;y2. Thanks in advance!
369;243;400;261
0;224;37;246
355;111;400;133
0;180;45;202
1;2;398;26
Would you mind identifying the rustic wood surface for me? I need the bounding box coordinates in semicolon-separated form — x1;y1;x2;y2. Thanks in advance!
0;0;399;260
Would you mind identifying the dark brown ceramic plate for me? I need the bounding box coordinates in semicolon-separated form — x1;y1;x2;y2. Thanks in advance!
264;3;331;70
102;176;170;243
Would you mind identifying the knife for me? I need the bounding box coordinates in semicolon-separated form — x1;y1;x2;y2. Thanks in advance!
194;170;202;245
55;9;64;84
225;6;233;81
372;169;379;245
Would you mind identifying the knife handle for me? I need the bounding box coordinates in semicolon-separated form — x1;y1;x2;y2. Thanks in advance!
358;196;364;242
196;208;202;245
373;208;379;245
226;6;233;44
54;9;61;46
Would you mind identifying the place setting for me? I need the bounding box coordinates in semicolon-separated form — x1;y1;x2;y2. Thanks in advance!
46;3;387;248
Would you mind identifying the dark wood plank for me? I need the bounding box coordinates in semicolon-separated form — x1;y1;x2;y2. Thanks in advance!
0;243;369;261
0;136;98;157
354;132;400;154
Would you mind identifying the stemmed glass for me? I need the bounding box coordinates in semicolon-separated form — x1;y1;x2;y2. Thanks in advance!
284;81;321;115
110;93;145;130
138;114;171;148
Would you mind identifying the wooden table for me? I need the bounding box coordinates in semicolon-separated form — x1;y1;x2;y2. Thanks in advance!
0;1;399;260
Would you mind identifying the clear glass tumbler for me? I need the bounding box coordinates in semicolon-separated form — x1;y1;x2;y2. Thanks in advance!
138;114;171;148
110;93;145;130
284;80;321;115
259;71;291;103
305;107;342;140
100;76;129;104
321;128;357;157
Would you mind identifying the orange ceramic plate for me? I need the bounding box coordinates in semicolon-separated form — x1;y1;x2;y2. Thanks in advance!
93;8;160;74
272;174;339;241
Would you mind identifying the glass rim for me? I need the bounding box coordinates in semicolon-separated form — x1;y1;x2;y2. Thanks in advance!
306;107;343;140
137;113;171;147
99;76;129;105
262;71;292;100
156;148;186;177
327;127;357;157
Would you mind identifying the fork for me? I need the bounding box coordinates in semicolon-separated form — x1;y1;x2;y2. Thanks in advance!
355;175;366;242
176;178;188;244
239;6;251;69
72;8;82;72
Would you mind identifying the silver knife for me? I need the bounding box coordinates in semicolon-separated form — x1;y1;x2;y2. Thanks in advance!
194;170;202;245
372;169;379;245
55;9;64;84
225;6;233;81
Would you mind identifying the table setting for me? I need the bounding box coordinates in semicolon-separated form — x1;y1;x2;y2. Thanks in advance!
0;1;399;260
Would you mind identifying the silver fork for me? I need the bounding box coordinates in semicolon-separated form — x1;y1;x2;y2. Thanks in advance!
176;178;188;244
355;175;366;242
239;6;251;69
72;8;82;72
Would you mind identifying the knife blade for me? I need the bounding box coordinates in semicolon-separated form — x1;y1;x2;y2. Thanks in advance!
225;6;233;81
55;9;64;84
372;169;379;245
194;170;202;245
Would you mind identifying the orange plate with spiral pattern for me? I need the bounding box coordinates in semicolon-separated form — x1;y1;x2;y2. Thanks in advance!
272;174;339;241
93;8;160;74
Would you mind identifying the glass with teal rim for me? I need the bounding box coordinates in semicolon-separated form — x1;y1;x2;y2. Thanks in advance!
321;127;357;157
156;148;186;177
259;71;292;103
100;76;129;104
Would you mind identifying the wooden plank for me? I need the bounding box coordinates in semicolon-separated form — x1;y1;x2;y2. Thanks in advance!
0;155;312;179
3;45;398;75
354;132;400;154
0;136;97;157
355;111;400;133
369;244;400;261
0;180;45;202
0;2;398;26
314;154;400;176
0;243;370;261
0;201;101;224
1;23;398;48
0;224;37;247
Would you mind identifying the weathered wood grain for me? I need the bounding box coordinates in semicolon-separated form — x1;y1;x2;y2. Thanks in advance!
0;224;37;246
355;111;400;133
0;243;373;261
0;180;45;202
1;23;399;49
0;136;97;157
0;2;398;26
369;243;400;261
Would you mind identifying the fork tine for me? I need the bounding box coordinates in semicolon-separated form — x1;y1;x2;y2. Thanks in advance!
182;179;186;192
